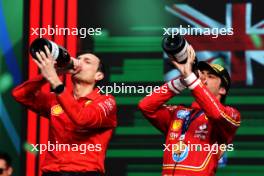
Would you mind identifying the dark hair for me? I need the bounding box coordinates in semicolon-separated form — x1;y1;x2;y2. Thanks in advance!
95;59;105;87
220;79;228;103
96;58;105;75
0;152;12;167
76;49;93;59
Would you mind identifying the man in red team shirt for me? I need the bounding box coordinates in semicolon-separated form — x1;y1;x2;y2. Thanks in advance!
138;45;241;176
12;46;117;176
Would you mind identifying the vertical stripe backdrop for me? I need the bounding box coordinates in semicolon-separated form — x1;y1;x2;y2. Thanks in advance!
26;0;77;175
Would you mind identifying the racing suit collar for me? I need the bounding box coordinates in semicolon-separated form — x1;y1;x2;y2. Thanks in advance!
191;101;201;110
85;88;101;100
73;88;101;101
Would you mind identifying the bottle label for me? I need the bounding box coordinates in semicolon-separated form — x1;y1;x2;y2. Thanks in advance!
49;40;59;60
174;41;189;63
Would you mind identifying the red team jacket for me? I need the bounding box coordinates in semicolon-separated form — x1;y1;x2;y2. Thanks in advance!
12;75;117;174
139;73;241;176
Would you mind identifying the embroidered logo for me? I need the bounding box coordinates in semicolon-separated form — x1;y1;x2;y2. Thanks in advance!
172;141;189;162
85;100;93;106
51;105;64;116
176;110;190;119
171;120;182;132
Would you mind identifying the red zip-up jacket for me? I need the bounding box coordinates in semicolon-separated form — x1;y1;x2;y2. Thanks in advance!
12;75;117;174
138;73;240;176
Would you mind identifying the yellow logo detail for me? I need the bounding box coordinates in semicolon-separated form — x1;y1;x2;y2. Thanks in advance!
172;120;182;131
85;100;92;106
51;105;64;116
211;64;224;72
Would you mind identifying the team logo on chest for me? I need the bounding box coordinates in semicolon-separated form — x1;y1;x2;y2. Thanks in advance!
194;123;208;140
176;110;191;119
172;141;189;162
85;100;93;106
51;104;64;116
169;132;179;140
171;120;182;132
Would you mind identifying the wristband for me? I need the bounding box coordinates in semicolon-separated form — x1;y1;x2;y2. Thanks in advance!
168;78;186;94
53;84;65;94
184;73;201;89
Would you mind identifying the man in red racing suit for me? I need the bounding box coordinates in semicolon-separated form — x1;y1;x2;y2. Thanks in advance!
138;45;240;176
12;47;117;176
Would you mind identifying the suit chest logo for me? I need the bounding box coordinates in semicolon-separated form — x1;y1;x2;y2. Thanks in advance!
171;120;182;132
85;100;93;106
176;110;191;119
51;105;64;116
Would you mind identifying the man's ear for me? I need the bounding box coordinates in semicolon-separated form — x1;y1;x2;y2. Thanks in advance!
7;167;13;175
219;87;226;96
95;71;104;81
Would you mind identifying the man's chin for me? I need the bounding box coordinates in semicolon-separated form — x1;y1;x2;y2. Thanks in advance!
71;75;88;83
71;74;81;81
